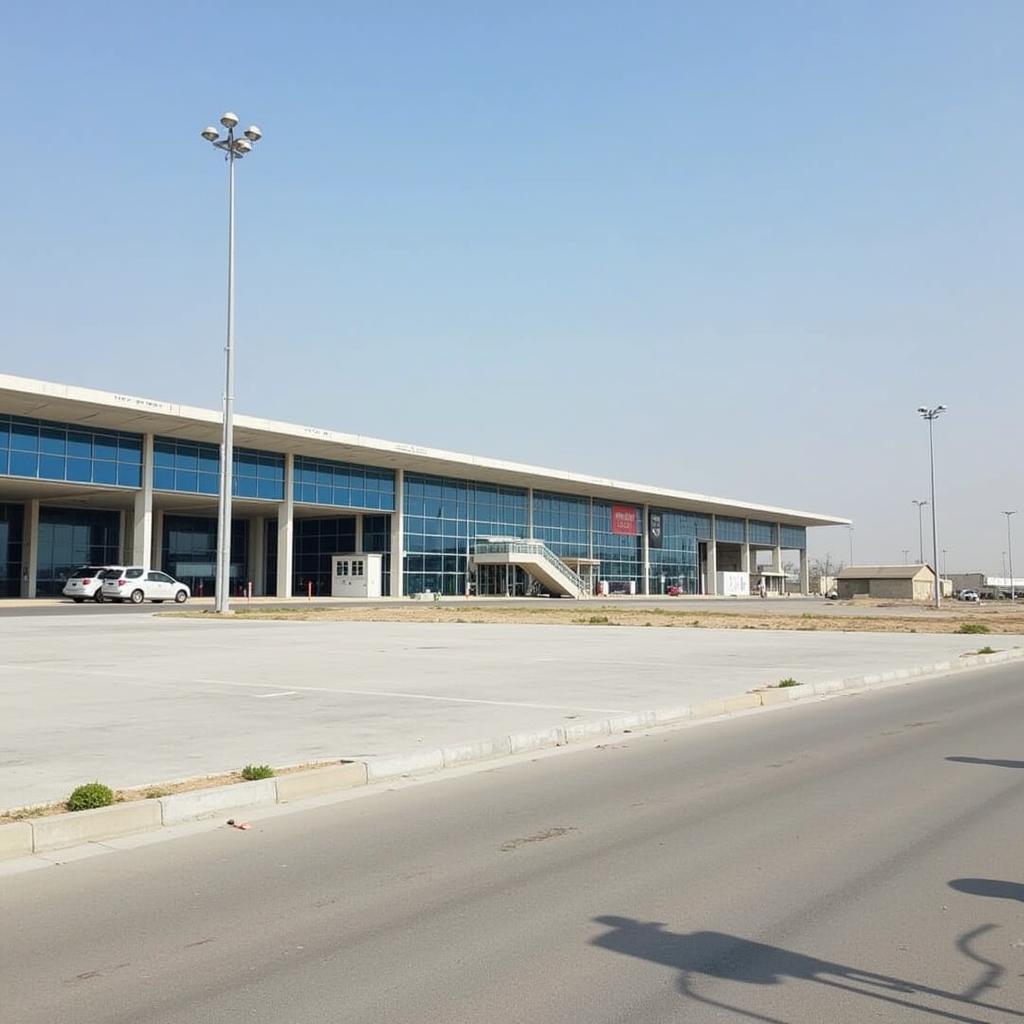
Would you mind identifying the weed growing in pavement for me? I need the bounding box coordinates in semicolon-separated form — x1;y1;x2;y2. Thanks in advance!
584;615;611;625
957;623;991;634
144;787;170;799
67;782;114;812
777;678;800;687
240;764;275;781
974;646;997;655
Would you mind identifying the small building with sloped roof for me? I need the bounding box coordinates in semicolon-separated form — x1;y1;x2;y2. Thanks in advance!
836;564;936;602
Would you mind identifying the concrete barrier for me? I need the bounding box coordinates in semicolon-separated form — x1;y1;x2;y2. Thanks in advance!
0;821;34;861
723;694;762;713
274;763;368;801
652;706;692;725
759;685;809;705
692;699;727;719
32;801;162;852
160;778;277;825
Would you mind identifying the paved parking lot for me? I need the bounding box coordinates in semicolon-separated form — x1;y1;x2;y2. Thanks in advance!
3;614;1021;809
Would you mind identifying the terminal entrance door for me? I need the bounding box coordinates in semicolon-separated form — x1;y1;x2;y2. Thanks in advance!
476;564;526;596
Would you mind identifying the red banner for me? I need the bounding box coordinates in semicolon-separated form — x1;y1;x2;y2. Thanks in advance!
611;505;637;536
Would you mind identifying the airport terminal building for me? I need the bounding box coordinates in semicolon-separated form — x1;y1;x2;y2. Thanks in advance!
0;374;847;600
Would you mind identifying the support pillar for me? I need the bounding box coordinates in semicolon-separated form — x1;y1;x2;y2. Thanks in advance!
706;539;718;595
641;504;650;595
740;542;750;575
22;499;40;598
771;541;782;572
250;516;265;596
152;509;164;573
800;549;810;596
354;513;364;555
131;433;155;567
276;453;294;598
390;468;404;597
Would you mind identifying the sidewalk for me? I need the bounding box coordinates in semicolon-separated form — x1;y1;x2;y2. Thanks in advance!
3;615;1021;810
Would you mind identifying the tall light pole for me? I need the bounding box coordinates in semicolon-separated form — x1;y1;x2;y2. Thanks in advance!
847;525;854;564
200;113;263;614
916;405;946;608
902;548;910;564
911;499;928;564
942;548;947;577
1003;510;1017;602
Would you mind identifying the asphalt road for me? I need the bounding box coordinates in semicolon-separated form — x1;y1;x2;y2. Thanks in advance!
3;663;1023;1023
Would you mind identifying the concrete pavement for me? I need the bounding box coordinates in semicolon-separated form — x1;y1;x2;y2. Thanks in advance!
3;614;1021;808
2;661;1022;1023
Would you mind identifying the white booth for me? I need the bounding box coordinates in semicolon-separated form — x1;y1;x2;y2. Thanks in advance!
331;553;383;598
716;571;751;597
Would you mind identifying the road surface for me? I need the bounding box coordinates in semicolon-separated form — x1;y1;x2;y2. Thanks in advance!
3;662;1023;1023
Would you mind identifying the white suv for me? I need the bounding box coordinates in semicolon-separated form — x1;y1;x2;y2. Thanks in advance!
62;566;113;603
101;568;191;604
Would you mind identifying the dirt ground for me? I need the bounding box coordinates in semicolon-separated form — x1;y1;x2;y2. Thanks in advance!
179;600;1024;635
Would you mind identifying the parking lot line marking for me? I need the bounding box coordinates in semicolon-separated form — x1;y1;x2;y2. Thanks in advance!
254;691;298;699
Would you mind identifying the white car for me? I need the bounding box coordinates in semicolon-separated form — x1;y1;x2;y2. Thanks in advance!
958;589;981;602
63;565;115;603
101;568;191;604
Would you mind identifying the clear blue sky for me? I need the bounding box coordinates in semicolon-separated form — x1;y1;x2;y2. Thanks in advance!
2;2;1021;572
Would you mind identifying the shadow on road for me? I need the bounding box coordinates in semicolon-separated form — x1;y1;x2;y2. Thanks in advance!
590;915;1022;1024
946;756;1024;769
950;878;1024;903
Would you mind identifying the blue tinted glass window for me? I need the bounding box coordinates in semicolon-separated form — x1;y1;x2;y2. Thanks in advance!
11;421;39;451
40;427;66;455
93;461;117;485
117;463;142;488
749;520;777;545
292;456;395;510
10;451;38;476
93;433;118;461
716;517;745;543
39;455;66;480
780;525;806;549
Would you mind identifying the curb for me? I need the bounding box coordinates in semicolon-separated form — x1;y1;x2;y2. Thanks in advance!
2;646;1021;861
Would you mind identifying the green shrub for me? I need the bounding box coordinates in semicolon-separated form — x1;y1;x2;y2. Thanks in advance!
975;646;996;655
586;615;610;625
67;782;114;812
957;623;990;634
778;677;800;687
241;764;275;781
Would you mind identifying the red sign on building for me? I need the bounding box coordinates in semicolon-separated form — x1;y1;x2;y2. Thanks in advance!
611;505;637;536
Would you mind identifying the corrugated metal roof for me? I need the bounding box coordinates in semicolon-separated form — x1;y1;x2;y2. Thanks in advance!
836;565;934;580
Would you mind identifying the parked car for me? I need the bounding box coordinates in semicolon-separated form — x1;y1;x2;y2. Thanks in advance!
101;568;191;604
958;589;981;602
62;565;113;603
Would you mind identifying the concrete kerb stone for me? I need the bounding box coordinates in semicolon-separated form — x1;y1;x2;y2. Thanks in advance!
274;762;368;801
364;749;445;782
32;801;162;852
508;727;566;755
0;821;33;860
160;778;277;825
441;737;512;768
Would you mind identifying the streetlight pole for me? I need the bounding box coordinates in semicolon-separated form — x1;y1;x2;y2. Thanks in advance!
903;548;910;564
200;113;262;614
847;525;854;564
1003;511;1017;602
912;499;928;564
916;405;946;609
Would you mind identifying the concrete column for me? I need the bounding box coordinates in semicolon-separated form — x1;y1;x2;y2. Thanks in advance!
706;539;718;595
641;505;650;595
276;453;294;598
390;468;404;598
152;509;164;572
740;542;750;574
527;487;534;539
771;543;782;572
354;513;364;555
250;516;265;596
131;433;155;566
22;499;40;598
800;549;810;596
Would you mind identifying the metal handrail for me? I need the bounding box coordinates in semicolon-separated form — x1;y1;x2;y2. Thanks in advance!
472;539;585;593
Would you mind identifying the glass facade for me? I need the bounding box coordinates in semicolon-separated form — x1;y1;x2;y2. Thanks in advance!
592;500;642;587
293;456;395;511
154;438;284;500
648;509;703;594
362;514;392;597
532;491;590;558
748;519;777;546
780;524;806;550
0;504;25;597
715;516;745;544
404;472;527;596
0;415;142;488
35;507;121;597
294;516;356;596
161;514;248;598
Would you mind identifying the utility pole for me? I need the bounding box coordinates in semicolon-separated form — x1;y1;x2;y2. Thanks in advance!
912;499;928;564
1003;511;1017;602
916;406;946;609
